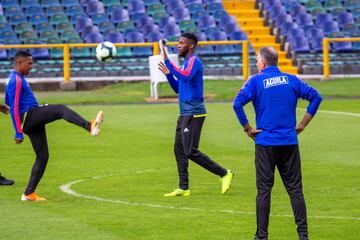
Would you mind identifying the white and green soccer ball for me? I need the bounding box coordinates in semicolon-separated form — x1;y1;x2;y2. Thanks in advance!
96;41;117;62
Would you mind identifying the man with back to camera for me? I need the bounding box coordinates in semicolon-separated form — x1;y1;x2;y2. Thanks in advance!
6;50;104;201
157;33;233;197
233;47;322;240
0;104;15;186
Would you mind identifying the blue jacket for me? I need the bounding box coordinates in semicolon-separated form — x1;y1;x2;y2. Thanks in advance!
233;66;322;146
165;54;206;116
5;71;38;140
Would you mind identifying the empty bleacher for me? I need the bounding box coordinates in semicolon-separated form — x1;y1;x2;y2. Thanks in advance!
0;0;359;78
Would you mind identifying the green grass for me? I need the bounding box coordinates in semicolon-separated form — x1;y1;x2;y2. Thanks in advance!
31;78;360;104
0;98;359;239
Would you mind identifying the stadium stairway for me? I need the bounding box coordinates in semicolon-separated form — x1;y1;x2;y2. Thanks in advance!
223;0;298;74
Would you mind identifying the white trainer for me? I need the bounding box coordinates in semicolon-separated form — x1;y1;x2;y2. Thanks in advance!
90;111;104;136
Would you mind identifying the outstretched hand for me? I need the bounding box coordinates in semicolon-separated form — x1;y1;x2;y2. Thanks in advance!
158;62;170;75
0;104;9;114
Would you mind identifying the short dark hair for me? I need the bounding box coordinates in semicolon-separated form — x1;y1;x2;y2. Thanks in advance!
181;33;198;46
15;50;32;61
259;47;278;66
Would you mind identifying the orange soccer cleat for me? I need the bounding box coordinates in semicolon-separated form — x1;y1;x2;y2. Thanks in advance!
21;192;47;201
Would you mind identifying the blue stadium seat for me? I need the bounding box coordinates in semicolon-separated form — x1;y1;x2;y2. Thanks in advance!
0;47;7;59
268;4;286;20
92;13;109;24
289;3;306;17
45;5;64;16
4;5;23;17
208;31;227;41
223;22;241;34
305;26;324;40
213;10;228;19
98;21;116;34
197;14;216;30
104;31;124;43
141;23;158;36
9;14;27;26
75;15;93;32
322;20;340;35
24;6;44;17
329;32;353;51
218;15;237;26
206;2;224;12
35;22;54;32
0;23;13;32
86;1;105;15
41;0;61;7
145;31;163;42
295;13;314;26
21;0;40;8
127;0;145;14
135;15;153;29
344;0;360;10
66;5;84;16
62;0;80;7
80;25;100;38
171;7;191;21
106;4;122;16
111;8;130;24
315;13;333;27
229;30;248;40
1;0;20;7
342;23;358;35
162;22;181;37
85;32;103;43
336;12;355;26
287;27;306;42
279;21;298;36
166;0;185;12
290;36;311;52
158;16;176;28
187;3;204;14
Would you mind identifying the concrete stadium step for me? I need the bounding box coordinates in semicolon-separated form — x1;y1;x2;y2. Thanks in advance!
237;18;264;27
223;0;256;9
241;26;270;35
279;66;298;74
252;43;282;51
227;9;260;18
224;0;298;74
248;35;276;43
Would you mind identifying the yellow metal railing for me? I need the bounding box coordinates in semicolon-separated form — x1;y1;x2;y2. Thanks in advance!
0;41;249;82
323;37;360;79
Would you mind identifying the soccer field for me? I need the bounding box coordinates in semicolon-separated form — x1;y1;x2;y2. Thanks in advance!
0;99;359;239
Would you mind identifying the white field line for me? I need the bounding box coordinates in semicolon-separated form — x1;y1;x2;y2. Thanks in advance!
60;170;360;221
298;108;360;117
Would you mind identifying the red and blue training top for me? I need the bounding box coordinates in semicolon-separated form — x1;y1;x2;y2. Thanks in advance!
5;71;38;140
165;54;206;116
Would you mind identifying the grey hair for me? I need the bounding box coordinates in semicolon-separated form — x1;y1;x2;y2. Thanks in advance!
258;47;278;66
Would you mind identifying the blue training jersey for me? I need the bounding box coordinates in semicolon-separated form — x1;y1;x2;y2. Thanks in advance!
5;71;38;140
233;66;322;146
164;54;206;116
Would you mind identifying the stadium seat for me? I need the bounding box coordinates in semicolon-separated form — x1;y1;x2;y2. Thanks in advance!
162;22;181;37
353;7;360;19
135;15;153;29
1;0;19;7
9;14;27;26
213;10;228;19
98;21;116;34
56;22;74;33
344;0;360;10
105;31;124;42
40;30;59;41
111;8;130;24
146;2;166;15
92;13;109;24
41;0;61;7
324;0;342;11
116;21;136;33
166;0;184;12
295;13;314;26
61;0;80;7
315;13;333;27
187;3;204;14
208;31;227;41
29;14;48;24
171;7;191;21
0;15;7;23
35;22;54;32
287;27;306;42
197;14;216;30
66;5;84;16
50;13;69;25
145;31;163;42
329;32;353;51
223;22;241;34
102;0;121;7
305;26;324;39
290;36;311;52
336;12;355;26
219;15;237;26
268;4;286;20
81;25;100;38
304;0;323;12
0;47;7;60
62;30;81;42
206;2;224;12
273;13;292;28
321;20;340;35
75;15;92;32
342;23;358;35
85;32;103;43
289;4;306;17
127;0;145;14
158;16;176;28
45;5;64;16
151;11;167;24
24;6;44;16
14;22;34;35
0;23;13;32
86;1;105;15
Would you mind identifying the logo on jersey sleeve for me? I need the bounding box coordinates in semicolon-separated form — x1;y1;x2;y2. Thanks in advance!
263;76;289;89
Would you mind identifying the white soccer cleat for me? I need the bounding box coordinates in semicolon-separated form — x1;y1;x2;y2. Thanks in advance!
90;111;104;136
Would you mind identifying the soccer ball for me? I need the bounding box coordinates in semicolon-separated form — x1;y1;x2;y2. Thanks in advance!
96;41;117;62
